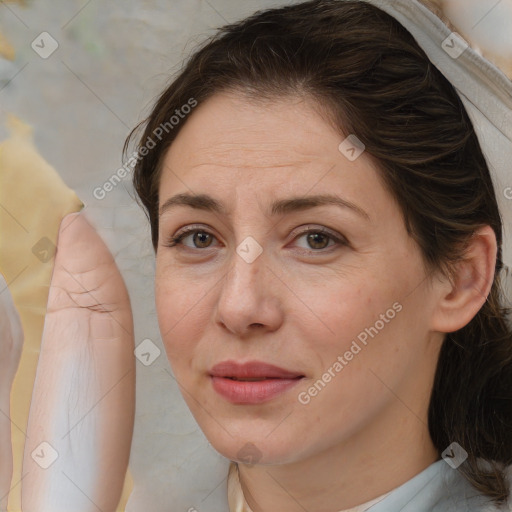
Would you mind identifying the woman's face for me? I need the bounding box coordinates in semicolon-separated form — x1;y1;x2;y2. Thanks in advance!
155;91;444;465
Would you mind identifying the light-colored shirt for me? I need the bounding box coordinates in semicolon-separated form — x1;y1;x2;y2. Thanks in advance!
227;459;511;511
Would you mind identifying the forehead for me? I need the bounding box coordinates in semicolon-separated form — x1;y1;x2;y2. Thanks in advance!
159;91;381;195
162;91;345;172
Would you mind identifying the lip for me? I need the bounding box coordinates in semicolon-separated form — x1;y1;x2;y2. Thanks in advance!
210;360;303;379
209;360;304;404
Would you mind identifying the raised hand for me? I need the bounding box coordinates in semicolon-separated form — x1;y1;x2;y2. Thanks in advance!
21;212;135;512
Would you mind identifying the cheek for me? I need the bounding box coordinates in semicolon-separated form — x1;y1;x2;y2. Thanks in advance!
154;265;206;368
305;279;430;412
293;303;415;444
293;275;387;356
297;268;418;393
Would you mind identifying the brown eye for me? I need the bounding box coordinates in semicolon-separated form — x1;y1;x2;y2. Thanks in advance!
294;226;347;253
165;228;217;249
192;231;214;248
306;232;330;250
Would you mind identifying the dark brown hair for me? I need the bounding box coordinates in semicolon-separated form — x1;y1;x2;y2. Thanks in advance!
125;0;512;505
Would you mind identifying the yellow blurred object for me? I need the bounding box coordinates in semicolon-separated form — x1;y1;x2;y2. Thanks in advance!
0;31;15;61
0;115;133;511
1;0;28;60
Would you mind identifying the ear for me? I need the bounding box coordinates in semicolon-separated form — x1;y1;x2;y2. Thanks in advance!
431;225;497;333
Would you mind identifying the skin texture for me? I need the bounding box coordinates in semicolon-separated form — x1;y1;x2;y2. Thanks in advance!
155;91;497;512
21;212;135;512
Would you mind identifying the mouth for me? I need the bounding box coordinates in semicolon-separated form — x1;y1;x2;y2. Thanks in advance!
223;376;304;381
226;377;274;381
209;360;304;380
209;360;305;404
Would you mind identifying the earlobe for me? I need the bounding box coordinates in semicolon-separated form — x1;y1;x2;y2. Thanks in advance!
431;225;497;333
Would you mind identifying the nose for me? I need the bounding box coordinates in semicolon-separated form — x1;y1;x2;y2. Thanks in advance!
214;248;284;339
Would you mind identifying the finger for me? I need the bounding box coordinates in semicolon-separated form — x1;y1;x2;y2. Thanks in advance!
21;212;135;512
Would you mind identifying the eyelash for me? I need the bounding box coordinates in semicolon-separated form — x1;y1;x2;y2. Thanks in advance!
163;225;348;253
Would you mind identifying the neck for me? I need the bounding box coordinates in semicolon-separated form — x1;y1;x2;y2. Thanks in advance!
237;400;439;512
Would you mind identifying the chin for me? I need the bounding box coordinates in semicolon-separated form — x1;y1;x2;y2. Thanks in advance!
202;425;302;466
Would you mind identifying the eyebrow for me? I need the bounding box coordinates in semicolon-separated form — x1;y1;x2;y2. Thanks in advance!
159;192;370;221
